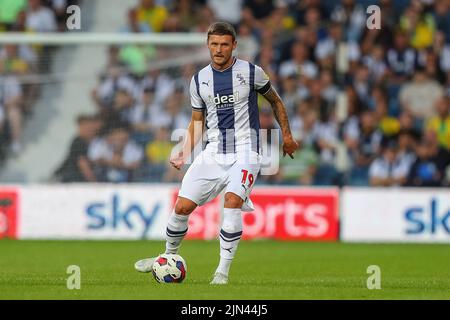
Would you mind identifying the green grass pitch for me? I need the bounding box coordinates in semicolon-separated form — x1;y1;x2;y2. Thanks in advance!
0;240;449;299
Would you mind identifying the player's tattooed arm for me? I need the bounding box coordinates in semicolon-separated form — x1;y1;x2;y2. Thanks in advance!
262;86;291;138
263;86;299;158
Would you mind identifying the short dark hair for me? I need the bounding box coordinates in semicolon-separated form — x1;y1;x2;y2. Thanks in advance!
207;22;236;42
77;114;101;124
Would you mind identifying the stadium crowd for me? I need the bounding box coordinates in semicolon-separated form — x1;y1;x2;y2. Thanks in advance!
0;0;79;158
2;0;449;187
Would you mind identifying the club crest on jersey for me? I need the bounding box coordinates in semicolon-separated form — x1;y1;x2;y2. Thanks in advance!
236;73;246;85
209;92;239;109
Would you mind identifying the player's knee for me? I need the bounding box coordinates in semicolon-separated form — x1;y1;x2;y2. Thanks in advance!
174;197;197;215
224;192;244;208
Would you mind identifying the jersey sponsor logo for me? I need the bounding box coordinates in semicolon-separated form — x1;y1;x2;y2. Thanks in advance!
208;92;239;108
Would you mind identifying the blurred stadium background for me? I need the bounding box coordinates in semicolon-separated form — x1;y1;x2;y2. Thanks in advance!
0;0;449;299
0;0;448;186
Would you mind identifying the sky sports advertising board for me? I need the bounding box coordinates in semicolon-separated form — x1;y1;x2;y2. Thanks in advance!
0;185;339;241
341;188;450;242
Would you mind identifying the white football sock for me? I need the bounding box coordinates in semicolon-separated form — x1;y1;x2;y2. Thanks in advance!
216;208;242;276
165;211;189;254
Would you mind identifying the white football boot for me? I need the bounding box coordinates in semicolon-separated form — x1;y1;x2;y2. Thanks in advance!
134;257;156;273
210;272;229;285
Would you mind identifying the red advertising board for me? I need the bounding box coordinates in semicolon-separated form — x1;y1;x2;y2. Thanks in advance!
0;189;19;239
173;187;339;241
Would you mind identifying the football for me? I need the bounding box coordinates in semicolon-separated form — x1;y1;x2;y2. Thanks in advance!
152;254;187;283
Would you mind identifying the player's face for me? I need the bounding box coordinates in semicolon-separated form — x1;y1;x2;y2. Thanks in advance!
207;35;237;67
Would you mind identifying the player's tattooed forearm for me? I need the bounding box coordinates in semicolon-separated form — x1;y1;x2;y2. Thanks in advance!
263;86;292;138
262;86;282;105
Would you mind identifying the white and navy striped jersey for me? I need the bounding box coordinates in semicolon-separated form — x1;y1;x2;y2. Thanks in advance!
190;57;271;154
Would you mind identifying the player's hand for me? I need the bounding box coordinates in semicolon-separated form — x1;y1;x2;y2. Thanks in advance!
170;152;185;170
282;135;299;159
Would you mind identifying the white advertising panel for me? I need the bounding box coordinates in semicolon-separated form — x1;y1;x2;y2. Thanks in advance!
18;184;172;239
341;188;450;242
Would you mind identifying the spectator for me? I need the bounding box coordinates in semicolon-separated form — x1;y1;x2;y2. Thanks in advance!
278;41;318;80
49;0;74;32
207;0;243;27
369;139;409;187
259;105;278;145
424;129;450;181
144;126;175;181
130;87;158;145
0;0;26;31
396;128;418;171
122;8;152;33
399;66;444;121
254;43;278;84
174;63;196;99
280;109;319;185
303;25;321;55
0;44;37;113
315;22;343;65
25;0;57;32
10;10;27;32
346;109;383;185
362;45;388;84
341;85;365;140
352;63;373;106
119;43;155;76
407;139;444;187
280;74;302;118
92;65;136;112
291;0;329;26
0;44;36;75
104;46;121;70
312;107;339;185
303;6;326;38
0;60;23;155
190;5;215;33
386;30;421;83
173;0;201;31
423;48;446;84
307;79;331;124
446;71;450;97
88;125;143;183
359;12;393;57
54;115;102;182
373;88;400;138
236;23;259;61
134;0;168;33
425;97;450;150
330;0;366;42
319;69;338;105
105;89;136;130
161;14;184;33
433;0;450;43
138;68;175;106
152;94;189;133
399;0;436;50
242;0;275;29
435;31;450;74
